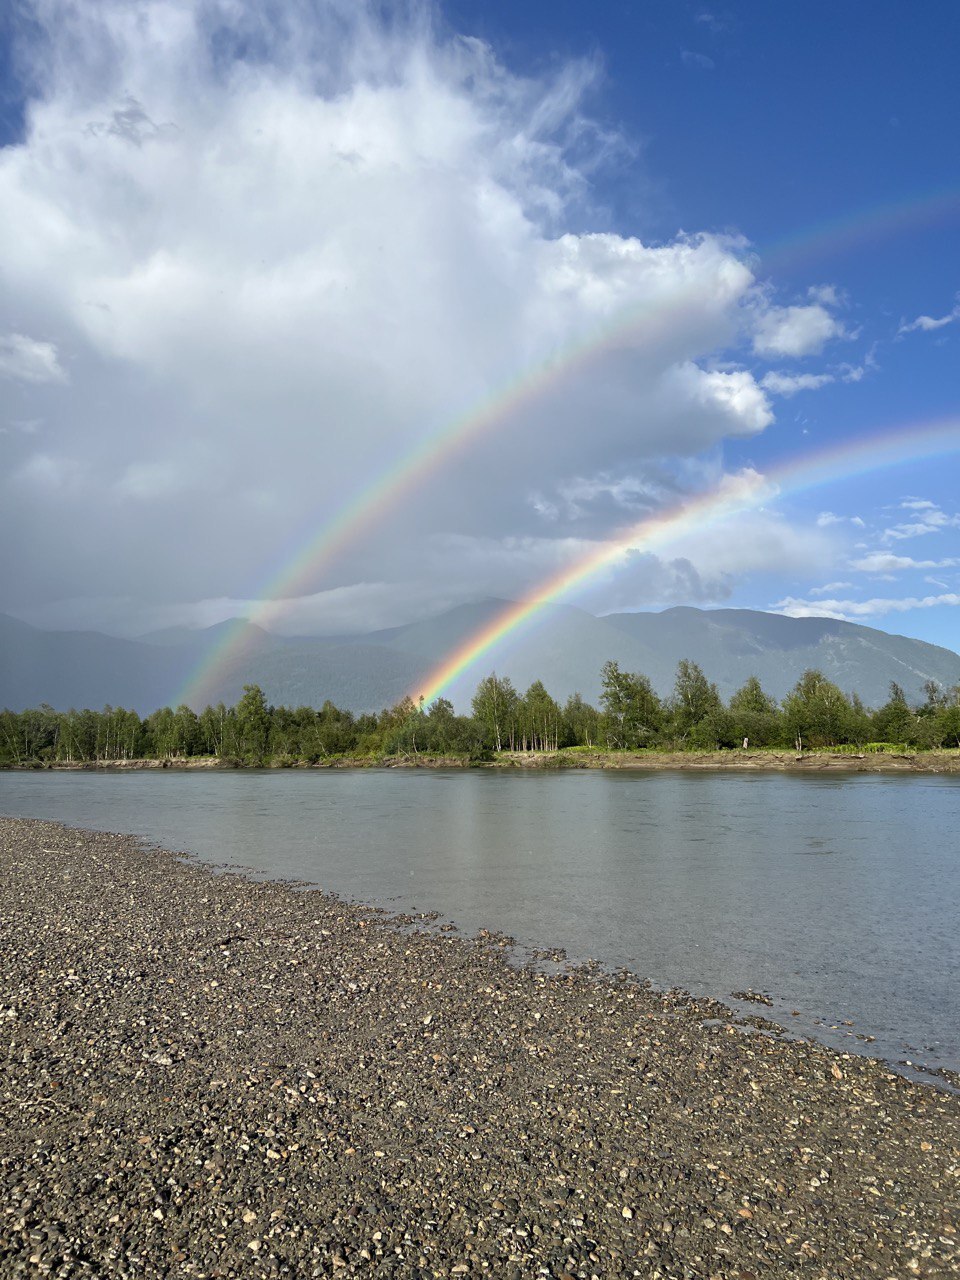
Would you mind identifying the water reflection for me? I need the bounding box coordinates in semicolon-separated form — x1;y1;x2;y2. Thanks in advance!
2;766;958;1073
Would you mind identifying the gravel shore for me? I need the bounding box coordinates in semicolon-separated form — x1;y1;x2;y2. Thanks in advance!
2;817;958;1278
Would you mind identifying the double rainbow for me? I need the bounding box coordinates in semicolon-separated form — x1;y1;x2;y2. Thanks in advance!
177;237;743;705
178;187;960;708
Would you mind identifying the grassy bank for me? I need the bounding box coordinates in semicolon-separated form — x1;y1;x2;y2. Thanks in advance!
10;745;960;773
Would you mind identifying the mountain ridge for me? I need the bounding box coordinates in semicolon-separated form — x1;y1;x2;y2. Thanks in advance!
2;605;958;715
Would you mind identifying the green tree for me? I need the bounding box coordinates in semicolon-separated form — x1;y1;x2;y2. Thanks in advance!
199;703;228;756
872;681;915;744
688;706;737;750
235;684;271;761
562;692;600;747
371;697;420;756
314;700;358;757
172;704;201;756
782;670;855;749
728;676;781;747
0;710;24;765
599;660;663;749
518;681;561;751
145;706;177;757
471;673;519;752
671;659;722;740
921;679;947;712
935;702;960;748
424;697;457;753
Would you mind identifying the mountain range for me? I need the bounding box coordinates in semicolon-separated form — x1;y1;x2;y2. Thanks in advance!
3;602;960;716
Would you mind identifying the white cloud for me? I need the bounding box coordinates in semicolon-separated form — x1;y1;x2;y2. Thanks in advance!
807;284;842;308
752;303;844;358
638;503;836;583
0;418;43;436
115;461;185;500
881;504;960;541
881;523;941;542
14;452;85;491
900;498;938;511
681;50;715;70
897;303;960;337
442;493;839;618
548;471;663;520
4;0;878;639
761;370;834;396
774;592;960;621
850;552;959;572
808;581;852;596
239;580;477;638
760;357;869;396
817;511;864;529
0;333;68;384
11;581;463;638
668;364;773;435
0;0;789;624
39;469;832;635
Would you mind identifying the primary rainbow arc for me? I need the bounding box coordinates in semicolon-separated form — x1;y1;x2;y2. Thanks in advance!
414;416;960;706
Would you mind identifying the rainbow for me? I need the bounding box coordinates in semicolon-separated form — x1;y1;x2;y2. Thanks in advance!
176;249;744;705
178;187;960;707
414;416;960;706
757;186;960;275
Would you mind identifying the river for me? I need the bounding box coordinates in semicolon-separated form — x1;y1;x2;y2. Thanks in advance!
2;767;958;1076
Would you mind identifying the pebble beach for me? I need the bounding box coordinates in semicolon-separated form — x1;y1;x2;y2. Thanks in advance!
1;816;958;1278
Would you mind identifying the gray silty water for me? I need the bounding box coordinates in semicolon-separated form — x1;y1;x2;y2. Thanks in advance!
2;767;958;1074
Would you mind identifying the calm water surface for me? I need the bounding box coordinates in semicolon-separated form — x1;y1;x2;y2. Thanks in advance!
3;768;958;1074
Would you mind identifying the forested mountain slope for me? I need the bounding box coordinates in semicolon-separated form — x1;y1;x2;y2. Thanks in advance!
2;603;959;713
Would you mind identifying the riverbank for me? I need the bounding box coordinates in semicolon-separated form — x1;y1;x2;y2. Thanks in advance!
2;818;958;1277
10;745;960;773
493;746;960;773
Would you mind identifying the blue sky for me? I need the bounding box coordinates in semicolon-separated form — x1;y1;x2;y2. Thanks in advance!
0;0;958;656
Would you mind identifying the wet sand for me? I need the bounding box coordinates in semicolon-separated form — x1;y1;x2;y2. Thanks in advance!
1;816;958;1277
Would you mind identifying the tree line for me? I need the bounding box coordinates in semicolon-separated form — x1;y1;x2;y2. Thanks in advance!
2;661;959;767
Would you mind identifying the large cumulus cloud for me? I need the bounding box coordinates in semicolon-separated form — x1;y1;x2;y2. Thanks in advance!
1;0;830;632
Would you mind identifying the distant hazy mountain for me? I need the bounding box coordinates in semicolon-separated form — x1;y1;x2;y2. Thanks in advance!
2;602;959;715
600;607;960;708
0;613;193;714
